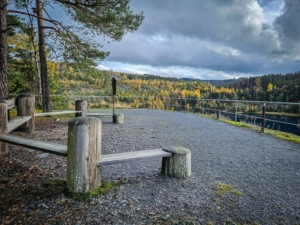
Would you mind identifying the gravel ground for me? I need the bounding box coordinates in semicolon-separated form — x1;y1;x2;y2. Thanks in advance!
1;109;300;224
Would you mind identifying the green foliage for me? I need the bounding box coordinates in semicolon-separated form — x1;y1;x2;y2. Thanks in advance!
7;15;39;94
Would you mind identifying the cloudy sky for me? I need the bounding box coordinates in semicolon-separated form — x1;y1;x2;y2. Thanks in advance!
95;0;300;80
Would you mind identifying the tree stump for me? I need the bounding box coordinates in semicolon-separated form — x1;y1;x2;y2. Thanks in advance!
67;117;102;193
161;146;191;178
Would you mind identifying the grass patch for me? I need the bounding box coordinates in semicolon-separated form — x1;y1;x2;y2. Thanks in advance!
74;181;124;201
199;114;300;144
215;183;243;197
215;183;233;196
231;189;243;196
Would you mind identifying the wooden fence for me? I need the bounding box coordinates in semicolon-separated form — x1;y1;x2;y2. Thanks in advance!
0;94;191;193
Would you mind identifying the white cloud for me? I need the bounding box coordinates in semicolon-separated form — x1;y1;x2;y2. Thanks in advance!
100;61;256;80
96;65;109;71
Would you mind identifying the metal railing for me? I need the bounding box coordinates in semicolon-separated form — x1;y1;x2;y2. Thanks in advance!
9;94;300;136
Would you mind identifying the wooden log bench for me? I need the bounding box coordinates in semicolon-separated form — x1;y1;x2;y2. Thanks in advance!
87;112;124;123
7;116;32;133
97;149;172;166
97;146;191;179
35;111;81;117
0;134;67;156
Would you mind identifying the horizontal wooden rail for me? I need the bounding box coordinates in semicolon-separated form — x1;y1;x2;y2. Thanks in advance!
0;134;67;156
35;110;81;117
97;149;172;166
87;112;113;117
5;98;16;110
7;116;32;133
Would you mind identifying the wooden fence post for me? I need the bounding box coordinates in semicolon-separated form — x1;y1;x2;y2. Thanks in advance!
217;101;220;119
261;103;266;133
0;101;8;156
67;117;102;193
75;100;87;117
17;94;35;133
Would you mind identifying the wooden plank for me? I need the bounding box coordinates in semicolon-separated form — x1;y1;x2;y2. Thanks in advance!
7;116;32;133
97;149;172;166
0;134;67;156
35;111;81;117
87;113;113;117
5;98;16;110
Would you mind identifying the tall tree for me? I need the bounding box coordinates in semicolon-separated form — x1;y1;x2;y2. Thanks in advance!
0;0;8;100
2;0;144;111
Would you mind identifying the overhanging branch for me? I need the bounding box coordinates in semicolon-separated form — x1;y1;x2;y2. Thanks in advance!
7;10;60;25
42;26;59;32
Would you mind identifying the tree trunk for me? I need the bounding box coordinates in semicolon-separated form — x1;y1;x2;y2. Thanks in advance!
0;0;8;100
36;0;50;112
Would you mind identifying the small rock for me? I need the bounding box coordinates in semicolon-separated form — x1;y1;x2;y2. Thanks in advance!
38;153;49;158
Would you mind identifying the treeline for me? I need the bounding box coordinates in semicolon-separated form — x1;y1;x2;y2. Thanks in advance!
227;72;300;102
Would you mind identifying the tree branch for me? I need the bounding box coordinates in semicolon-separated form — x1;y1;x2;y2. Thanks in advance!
0;28;10;33
7;10;61;25
54;0;99;8
42;26;59;32
1;4;8;10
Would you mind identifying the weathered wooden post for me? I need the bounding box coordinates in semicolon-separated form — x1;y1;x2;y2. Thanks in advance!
67;117;102;193
261;103;266;133
235;101;238;123
0;101;8;156
17;93;35;133
161;146;191;178
217;100;220;119
202;100;204;114
184;99;187;113
75;100;87;117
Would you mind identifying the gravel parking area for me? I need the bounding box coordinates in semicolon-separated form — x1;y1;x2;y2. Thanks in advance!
1;109;300;224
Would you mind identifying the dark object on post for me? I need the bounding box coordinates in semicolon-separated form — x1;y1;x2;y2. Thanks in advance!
111;76;118;123
75;100;87;117
217;101;220;119
261;103;266;133
111;76;118;96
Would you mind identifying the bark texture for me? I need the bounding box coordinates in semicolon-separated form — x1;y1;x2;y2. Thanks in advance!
36;0;50;112
0;100;8;155
0;0;7;100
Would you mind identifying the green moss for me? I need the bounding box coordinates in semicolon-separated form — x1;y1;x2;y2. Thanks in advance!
75;181;124;201
215;183;243;198
232;189;243;196
215;183;233;196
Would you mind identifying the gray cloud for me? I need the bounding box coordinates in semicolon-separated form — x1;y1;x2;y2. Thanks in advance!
100;0;299;78
275;0;300;41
